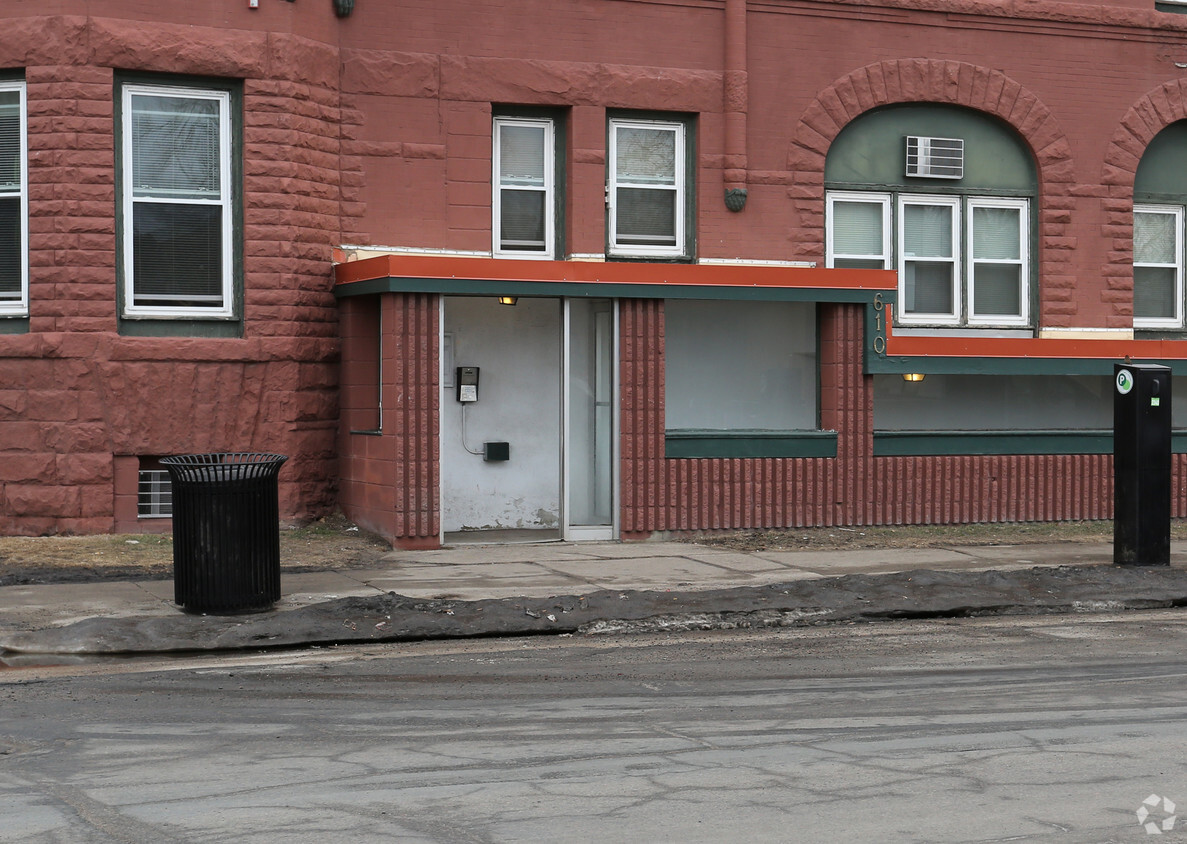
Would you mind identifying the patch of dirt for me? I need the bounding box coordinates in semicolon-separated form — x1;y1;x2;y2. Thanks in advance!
2;516;1182;587
0;513;391;586
697;520;1187;552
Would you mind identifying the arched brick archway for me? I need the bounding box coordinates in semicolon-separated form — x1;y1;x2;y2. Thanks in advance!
788;59;1075;322
1103;80;1187;189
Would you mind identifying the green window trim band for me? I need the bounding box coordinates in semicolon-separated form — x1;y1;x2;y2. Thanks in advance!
875;429;1187;456
665;430;837;459
866;352;1187;377
335;276;887;305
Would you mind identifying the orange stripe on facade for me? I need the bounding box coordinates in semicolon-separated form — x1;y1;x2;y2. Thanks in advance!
882;306;1187;360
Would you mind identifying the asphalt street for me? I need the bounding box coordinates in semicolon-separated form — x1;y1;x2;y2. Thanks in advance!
4;614;1187;842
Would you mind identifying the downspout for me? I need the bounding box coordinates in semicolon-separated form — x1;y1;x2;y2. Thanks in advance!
723;0;748;212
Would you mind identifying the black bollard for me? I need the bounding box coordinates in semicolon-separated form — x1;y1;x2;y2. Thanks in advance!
1114;362;1171;566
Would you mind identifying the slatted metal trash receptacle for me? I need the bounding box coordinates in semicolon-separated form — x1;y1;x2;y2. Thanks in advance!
161;453;288;614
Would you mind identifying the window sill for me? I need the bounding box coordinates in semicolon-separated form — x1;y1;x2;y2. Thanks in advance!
892;326;1034;338
607;254;695;264
665;429;837;459
871;429;1187;456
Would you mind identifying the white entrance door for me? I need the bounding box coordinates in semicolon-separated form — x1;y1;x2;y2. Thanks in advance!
439;296;615;542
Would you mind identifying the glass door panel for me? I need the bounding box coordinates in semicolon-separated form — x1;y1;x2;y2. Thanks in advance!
564;298;615;539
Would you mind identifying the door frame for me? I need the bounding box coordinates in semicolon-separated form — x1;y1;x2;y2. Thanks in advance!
562;297;619;541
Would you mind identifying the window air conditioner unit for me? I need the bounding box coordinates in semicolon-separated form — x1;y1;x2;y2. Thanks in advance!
905;136;964;179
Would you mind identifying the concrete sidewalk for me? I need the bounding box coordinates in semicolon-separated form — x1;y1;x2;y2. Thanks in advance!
0;538;1135;636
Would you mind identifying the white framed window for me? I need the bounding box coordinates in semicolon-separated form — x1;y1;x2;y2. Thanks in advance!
827;190;1031;327
968;197;1029;326
0;80;27;316
1134;204;1184;329
899;194;961;325
826;191;891;269
608;118;686;258
121;83;234;318
493;116;555;259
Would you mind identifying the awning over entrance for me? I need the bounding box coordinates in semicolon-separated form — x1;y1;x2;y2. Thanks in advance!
332;253;897;304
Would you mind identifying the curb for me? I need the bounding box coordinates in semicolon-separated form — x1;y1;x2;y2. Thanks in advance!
4;565;1187;656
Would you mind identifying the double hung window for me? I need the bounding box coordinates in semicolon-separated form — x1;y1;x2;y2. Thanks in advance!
0;80;26;316
827;192;892;270
827;191;1029;327
1133;205;1184;329
493;116;556;258
899;195;960;320
608;117;689;259
121;83;234;318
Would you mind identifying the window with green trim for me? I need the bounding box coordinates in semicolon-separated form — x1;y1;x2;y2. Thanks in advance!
120;82;236;319
665;300;819;457
0;79;27;317
873;373;1116;455
826;104;1036;330
608;115;694;260
875;374;1112;432
1132;122;1187;332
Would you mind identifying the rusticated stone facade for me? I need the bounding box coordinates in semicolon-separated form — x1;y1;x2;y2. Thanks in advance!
6;0;1187;541
0;11;345;534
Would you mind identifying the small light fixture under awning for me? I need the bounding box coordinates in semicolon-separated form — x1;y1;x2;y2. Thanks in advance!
497;296;518;306
902;373;926;383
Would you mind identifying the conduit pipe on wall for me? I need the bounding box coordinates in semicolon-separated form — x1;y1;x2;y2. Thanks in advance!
723;0;748;211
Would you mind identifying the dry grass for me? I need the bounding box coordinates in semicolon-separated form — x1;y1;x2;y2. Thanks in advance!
697;520;1177;552
0;517;1176;583
0;514;390;583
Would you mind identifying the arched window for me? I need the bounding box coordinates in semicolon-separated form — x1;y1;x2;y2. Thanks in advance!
1133;122;1187;331
825;104;1037;331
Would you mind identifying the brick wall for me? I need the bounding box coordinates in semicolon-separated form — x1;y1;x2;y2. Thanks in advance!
8;0;1187;536
338;292;439;546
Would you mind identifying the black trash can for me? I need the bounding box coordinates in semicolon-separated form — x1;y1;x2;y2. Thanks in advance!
161;452;288;614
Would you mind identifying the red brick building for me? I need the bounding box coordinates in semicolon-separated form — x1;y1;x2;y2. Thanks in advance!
5;0;1187;546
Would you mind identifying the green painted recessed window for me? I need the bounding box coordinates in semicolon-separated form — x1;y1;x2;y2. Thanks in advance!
874;373;1113;431
826;104;1036;330
665;299;817;433
1133;122;1187;331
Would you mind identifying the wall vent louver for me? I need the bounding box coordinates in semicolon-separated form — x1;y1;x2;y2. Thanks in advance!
905;136;964;179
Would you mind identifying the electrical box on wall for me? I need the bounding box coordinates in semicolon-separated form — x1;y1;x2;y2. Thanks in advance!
483;441;510;462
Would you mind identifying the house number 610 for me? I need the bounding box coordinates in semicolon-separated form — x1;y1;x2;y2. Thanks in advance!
872;293;886;354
